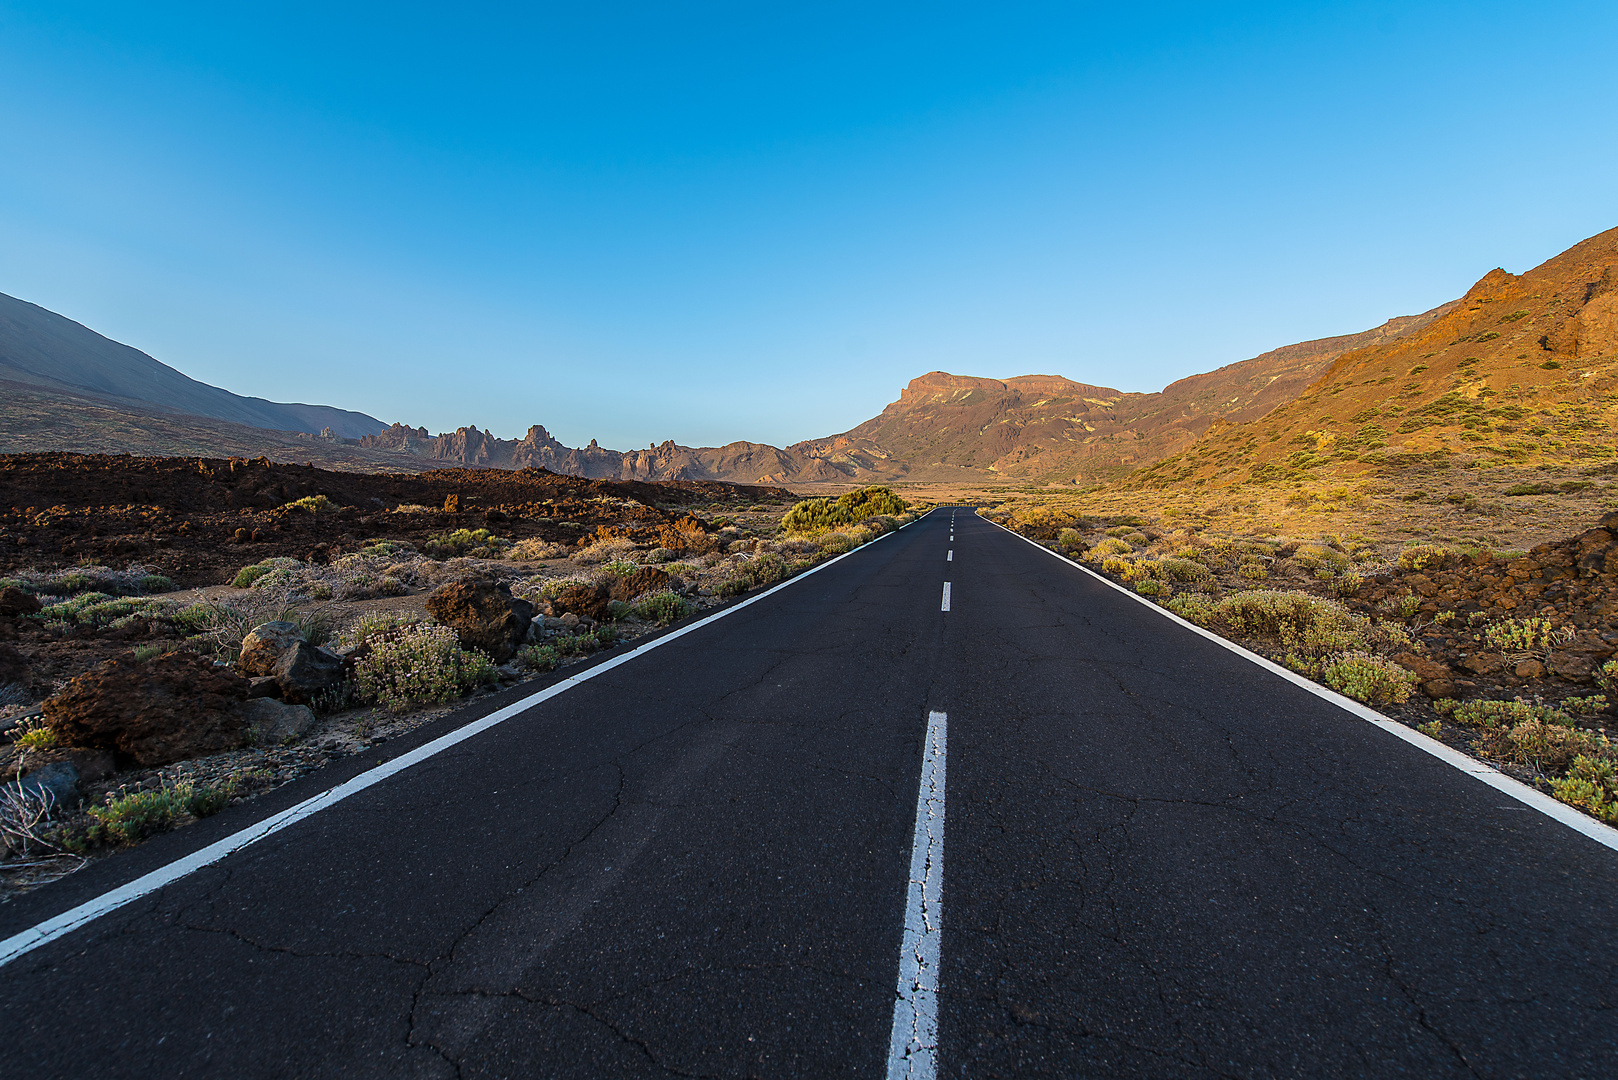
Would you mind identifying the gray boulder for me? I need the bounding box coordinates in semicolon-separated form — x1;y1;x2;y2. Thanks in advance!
241;698;316;746
11;761;79;811
273;642;345;705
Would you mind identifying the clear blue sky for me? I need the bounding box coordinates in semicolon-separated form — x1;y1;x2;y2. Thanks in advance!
2;2;1615;450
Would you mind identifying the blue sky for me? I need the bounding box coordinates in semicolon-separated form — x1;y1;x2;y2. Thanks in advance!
2;2;1615;450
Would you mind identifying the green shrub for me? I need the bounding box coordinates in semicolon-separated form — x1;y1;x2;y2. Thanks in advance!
353;622;496;711
1134;579;1165;597
1597;660;1618;693
1549;756;1618;823
423;528;511;559
84;782;234;845
600;560;638;577
233;562;274;588
632;591;692;625
1397;544;1455;573
1322;652;1417;705
1085;537;1134;561
517;644;559;672
1483;616;1571;656
781;487;909;534
137;574;173;593
1236;560;1268;581
282;494;336;514
817;533;857;555
1153;557;1212;584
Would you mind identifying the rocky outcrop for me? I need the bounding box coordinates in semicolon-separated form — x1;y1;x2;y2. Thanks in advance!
238;621;344;704
425;578;535;662
0;587;40;617
549;583;611;621
608;567;670;602
42;652;250;766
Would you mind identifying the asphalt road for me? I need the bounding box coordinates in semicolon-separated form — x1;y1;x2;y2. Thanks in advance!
3;508;1617;1078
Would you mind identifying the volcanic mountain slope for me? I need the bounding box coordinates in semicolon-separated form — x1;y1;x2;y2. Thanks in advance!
1131;225;1618;492
790;303;1456;485
0;291;387;439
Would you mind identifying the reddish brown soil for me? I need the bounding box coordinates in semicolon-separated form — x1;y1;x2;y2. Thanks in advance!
0;453;792;587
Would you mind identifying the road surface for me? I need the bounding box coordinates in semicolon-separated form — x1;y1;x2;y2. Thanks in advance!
3;507;1616;1078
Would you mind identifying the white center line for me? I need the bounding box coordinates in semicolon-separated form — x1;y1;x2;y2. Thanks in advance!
946;550;952;562
940;582;951;611
887;710;948;1080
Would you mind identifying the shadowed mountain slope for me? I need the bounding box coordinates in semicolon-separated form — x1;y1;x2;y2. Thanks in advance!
0;292;387;439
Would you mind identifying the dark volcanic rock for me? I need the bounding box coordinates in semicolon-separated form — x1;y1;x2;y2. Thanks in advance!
42;652;250;766
273;641;345;705
0;587;40;617
239;621;304;677
550;582;612;622
425;577;535;662
607;567;671;602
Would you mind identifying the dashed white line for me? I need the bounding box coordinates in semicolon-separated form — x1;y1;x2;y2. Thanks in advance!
947;550;952;562
940;582;951;611
887;710;948;1080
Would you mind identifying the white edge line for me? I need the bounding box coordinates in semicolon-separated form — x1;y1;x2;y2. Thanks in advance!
0;510;937;968
983;515;1618;854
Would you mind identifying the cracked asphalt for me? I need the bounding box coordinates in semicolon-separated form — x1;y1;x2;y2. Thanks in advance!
3;508;1617;1077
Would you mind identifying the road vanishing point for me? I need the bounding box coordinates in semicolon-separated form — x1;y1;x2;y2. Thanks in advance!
3;508;1617;1078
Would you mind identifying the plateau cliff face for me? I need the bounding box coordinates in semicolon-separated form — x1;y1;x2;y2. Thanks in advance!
789;303;1456;484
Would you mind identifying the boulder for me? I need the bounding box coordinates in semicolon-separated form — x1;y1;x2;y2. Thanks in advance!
550;583;611;622
607;567;671;602
247;676;283;699
0;587;40;618
425;577;535;662
274;642;345;705
42;652;250;766
242;698;316;746
11;761;79;810
0;642;28;685
239;621;304;676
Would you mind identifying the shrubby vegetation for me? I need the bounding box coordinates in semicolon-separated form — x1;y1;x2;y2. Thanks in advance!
781;487;908;534
352;621;497;712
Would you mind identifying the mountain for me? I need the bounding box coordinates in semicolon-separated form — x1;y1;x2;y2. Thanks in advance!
789;304;1457;485
1129;225;1618;491
0;291;387;439
358;423;852;485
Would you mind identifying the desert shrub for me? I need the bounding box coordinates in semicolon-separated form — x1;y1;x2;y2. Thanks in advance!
1397;544;1456;573
1483;616;1573;657
1103;526;1135;538
1563;695;1609;717
1086;538;1134;561
507;538;570;561
83;781;234;845
424;528;511;560
632;591;692;625
1237;560;1269;581
1182;589;1407;675
233;563;273;588
780;487;909;534
353;622;496;711
574;537;637;564
1135;579;1165;597
1292;544;1351;574
1055;528;1083;547
1153;557;1212;584
1165;594;1212;622
643;547;677;563
600;560;638;577
281;494;336;514
817;533;856;556
1596;660;1618;693
516;644;559;672
1549;756;1618;823
1322;652;1417;704
360;540;415;557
